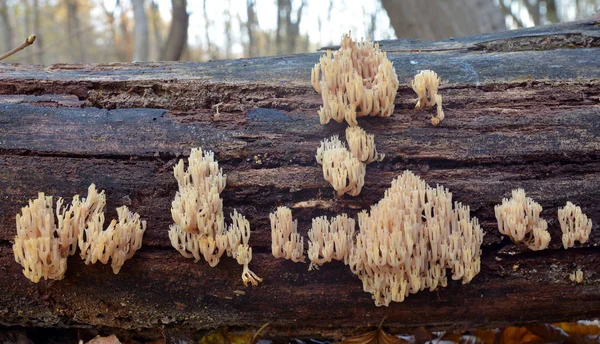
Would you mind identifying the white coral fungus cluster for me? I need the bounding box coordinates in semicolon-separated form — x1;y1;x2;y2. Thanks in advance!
494;188;550;251
307;214;355;271
13;184;146;282
348;170;484;306
412;70;445;126
168;147;262;286
316;135;366;196
311;33;399;126
270;206;305;263
558;201;592;249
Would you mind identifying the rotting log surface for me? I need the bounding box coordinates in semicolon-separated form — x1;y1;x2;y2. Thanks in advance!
0;20;599;339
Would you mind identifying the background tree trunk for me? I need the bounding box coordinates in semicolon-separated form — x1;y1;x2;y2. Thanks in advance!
381;0;506;40
159;0;188;61
132;0;149;61
0;20;599;341
32;0;43;64
0;0;13;55
65;0;87;62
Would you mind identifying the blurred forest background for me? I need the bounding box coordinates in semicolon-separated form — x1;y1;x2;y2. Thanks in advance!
0;0;598;64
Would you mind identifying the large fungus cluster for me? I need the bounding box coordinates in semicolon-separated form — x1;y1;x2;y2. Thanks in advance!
168;147;262;286
494;189;550;251
13;184;146;283
348;170;484;306
311;34;399;126
270;170;484;307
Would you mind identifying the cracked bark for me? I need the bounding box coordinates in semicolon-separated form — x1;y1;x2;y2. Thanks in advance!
0;20;599;340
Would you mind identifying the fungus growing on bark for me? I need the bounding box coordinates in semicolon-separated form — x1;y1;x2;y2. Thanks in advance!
311;33;399;126
345;126;384;164
13;184;145;282
169;147;262;286
494;189;550;251
316;135;366;196
347;170;484;306
558;202;592;249
13;185;106;282
570;269;584;283
412;70;444;126
270;206;305;263
78;206;146;274
307;214;355;270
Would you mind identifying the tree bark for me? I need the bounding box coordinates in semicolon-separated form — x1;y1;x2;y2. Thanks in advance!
0;20;599;341
132;0;149;61
160;0;188;61
381;0;506;40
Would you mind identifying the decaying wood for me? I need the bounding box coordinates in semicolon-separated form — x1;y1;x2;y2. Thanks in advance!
0;20;599;340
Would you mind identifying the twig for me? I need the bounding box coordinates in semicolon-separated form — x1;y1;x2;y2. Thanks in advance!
0;35;36;62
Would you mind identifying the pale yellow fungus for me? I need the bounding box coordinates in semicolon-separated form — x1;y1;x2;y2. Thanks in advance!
227;210;263;286
345;126;384;164
307;214;355;270
311;33;399;126
78;206;146;274
316;135;366;196
569;269;584;283
270;206;305;263
494;189;550;251
412;70;445;126
169;147;261;285
348;170;484;306
13;185;106;282
558;201;592;249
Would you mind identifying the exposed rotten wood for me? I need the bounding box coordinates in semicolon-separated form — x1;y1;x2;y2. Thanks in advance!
0;20;599;339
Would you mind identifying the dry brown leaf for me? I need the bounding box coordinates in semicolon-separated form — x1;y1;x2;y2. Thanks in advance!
499;327;543;344
340;321;408;344
554;321;600;337
471;329;500;344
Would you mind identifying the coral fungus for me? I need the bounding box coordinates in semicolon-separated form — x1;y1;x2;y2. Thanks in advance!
316;135;366;196
13;184;145;282
169;147;262;286
307;214;355;271
412;70;444;126
348;170;484;306
345;126;384;164
558;201;592;249
495;189;550;251
311;33;399;126
270;206;305;263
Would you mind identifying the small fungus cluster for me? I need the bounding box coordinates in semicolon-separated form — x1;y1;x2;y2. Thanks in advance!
412;70;444;126
307;214;355;270
315;126;383;197
168;147;262;286
316;135;366;196
311;34;399;126
270;206;305;263
494;189;550;251
13;184;146;283
558;201;592;249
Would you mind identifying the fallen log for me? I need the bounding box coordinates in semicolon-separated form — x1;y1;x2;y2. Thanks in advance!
0;20;599;340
